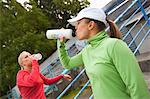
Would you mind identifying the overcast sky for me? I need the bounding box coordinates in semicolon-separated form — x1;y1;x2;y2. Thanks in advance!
89;0;112;8
16;0;29;6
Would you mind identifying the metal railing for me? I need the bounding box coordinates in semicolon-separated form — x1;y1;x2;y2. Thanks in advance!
56;69;85;99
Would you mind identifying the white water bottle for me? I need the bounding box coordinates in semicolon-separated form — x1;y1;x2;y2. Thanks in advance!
33;53;42;60
46;29;74;39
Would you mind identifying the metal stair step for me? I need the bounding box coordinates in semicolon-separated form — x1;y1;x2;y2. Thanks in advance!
143;72;150;91
136;52;150;72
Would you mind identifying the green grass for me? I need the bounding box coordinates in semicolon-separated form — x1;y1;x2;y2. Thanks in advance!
61;86;92;99
61;88;81;99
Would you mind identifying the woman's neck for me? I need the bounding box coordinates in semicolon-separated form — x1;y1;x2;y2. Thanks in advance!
22;66;32;72
88;29;102;38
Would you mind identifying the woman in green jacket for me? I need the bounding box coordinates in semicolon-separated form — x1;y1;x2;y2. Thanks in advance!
57;7;150;99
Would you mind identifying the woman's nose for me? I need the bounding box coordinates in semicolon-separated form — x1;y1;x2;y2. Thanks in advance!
29;55;34;60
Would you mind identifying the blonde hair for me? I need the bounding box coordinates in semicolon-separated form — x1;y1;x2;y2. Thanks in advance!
18;51;27;66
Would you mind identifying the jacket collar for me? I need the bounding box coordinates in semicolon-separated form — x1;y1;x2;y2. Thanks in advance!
87;31;109;47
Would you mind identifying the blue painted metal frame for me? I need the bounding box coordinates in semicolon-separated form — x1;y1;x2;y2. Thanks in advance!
137;0;149;21
137;0;150;26
107;0;128;15
48;65;53;77
114;0;138;23
134;29;150;54
7;89;19;99
12;89;19;99
123;20;141;40
61;69;69;74
105;0;125;13
44;65;59;95
89;94;94;99
128;20;149;48
119;0;147;31
44;42;80;96
56;69;85;99
74;80;90;99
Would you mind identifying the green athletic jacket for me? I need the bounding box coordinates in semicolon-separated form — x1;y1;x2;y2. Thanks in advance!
57;31;150;99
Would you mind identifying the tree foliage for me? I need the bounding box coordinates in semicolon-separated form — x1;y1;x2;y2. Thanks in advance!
0;0;89;96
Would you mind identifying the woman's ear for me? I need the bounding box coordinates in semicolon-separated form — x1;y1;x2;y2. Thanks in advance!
21;61;25;67
88;21;95;30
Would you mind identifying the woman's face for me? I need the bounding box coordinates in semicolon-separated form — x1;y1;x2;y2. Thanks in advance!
21;52;32;67
75;18;90;40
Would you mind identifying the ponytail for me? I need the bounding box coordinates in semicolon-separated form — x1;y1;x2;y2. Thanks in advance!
85;18;122;39
106;18;122;39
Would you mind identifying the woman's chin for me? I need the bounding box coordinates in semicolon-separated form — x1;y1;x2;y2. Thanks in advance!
77;36;84;40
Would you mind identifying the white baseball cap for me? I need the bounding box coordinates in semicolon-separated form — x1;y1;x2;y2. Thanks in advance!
67;7;107;26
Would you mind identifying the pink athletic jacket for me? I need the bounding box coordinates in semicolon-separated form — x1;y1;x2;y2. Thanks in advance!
16;60;63;99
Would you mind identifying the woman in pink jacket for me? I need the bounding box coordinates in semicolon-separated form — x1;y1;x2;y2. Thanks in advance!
16;51;72;99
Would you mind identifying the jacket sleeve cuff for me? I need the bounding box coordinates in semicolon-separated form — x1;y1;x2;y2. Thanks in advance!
32;60;39;71
57;40;65;48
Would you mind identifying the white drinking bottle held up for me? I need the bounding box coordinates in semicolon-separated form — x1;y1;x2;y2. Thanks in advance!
46;29;74;39
32;53;42;60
